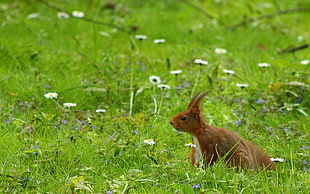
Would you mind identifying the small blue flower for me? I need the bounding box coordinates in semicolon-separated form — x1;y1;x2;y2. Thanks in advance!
32;145;40;149
92;125;97;130
279;109;285;115
61;120;68;125
184;82;190;87
44;84;51;89
255;98;264;104
192;184;200;189
5;119;11;124
77;120;85;125
235;120;242;127
141;63;146;71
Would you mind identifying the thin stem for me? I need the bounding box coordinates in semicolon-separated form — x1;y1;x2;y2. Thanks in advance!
156;92;165;115
152;95;158;113
129;91;134;117
129;37;135;117
152;92;165;124
92;24;98;65
51;99;66;111
191;66;202;96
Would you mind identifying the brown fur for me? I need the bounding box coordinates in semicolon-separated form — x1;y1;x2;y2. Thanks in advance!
170;91;276;170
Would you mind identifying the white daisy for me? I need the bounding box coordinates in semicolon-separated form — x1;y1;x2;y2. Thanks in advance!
301;60;309;65
149;75;161;85
236;83;249;88
153;39;165;44
72;11;85;18
96;109;106;113
144;139;155;145
63;103;77;108
57;12;70;19
44;92;58;99
157;84;170;90
135;35;147;40
194;59;208;65
170;70;183;75
185;142;196;147
223;69;235;75
87;117;92;124
99;32;110;37
215;48;227;54
270;158;284;162
258;63;271;67
27;13;39;19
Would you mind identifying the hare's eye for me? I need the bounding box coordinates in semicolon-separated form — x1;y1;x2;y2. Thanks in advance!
180;116;187;121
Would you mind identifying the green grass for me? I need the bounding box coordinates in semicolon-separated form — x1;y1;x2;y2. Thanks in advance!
0;0;309;193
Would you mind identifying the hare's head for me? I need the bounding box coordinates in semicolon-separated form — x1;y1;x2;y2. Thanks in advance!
170;91;210;134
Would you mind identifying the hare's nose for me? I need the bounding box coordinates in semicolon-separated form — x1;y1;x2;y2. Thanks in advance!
169;121;173;125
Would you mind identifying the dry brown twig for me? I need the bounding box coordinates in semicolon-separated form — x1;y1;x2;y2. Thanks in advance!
175;1;310;31
228;7;310;31
36;0;127;32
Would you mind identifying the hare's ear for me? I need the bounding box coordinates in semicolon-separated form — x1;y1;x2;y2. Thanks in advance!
188;91;210;113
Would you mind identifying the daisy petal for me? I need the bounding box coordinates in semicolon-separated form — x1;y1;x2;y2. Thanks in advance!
215;48;227;54
63;103;77;108
270;158;284;162
144;139;155;145
44;92;58;99
149;75;161;85
72;11;85;18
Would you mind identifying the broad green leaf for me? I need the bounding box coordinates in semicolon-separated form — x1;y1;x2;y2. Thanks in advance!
23;149;39;153
83;87;106;92
296;109;308;117
72;176;85;185
12;119;25;126
207;10;220;19
285;90;298;97
76;184;93;192
211;64;219;79
135;179;156;182
268;83;282;93
41;112;56;120
271;59;291;67
285;81;308;87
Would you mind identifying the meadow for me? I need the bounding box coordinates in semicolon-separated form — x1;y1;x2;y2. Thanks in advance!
0;0;309;193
